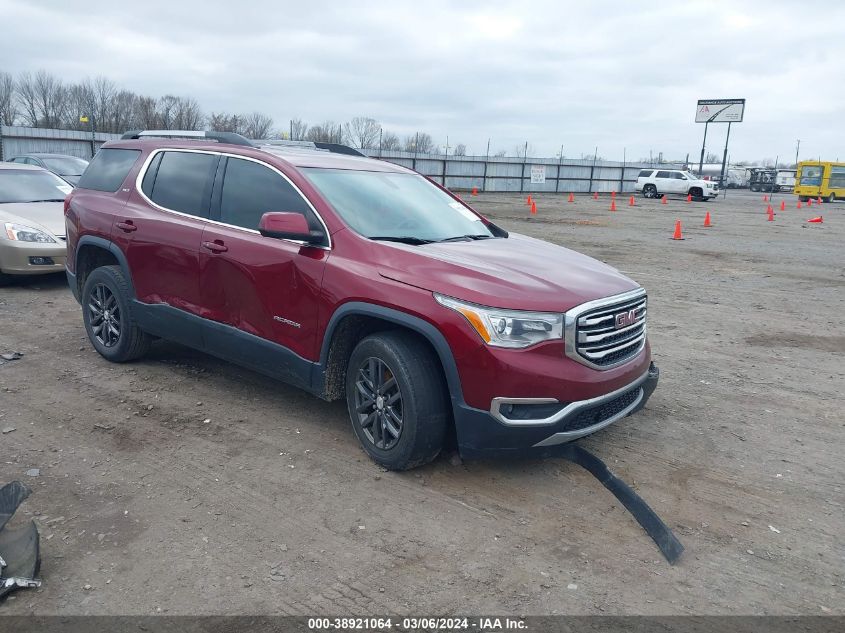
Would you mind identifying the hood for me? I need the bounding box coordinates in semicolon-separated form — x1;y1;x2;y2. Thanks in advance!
377;232;640;312
0;202;66;238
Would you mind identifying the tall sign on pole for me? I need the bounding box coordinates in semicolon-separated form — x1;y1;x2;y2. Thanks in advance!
695;99;745;188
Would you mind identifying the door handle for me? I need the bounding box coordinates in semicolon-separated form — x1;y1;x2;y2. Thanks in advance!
116;221;137;233
202;240;228;253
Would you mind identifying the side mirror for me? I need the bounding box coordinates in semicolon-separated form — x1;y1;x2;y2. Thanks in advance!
259;212;320;244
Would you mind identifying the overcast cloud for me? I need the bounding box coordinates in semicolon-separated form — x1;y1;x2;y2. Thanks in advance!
2;0;843;162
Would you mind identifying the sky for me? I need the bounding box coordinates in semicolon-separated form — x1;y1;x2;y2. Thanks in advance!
2;0;843;162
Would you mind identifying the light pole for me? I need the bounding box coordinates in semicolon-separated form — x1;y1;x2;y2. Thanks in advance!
795;139;800;166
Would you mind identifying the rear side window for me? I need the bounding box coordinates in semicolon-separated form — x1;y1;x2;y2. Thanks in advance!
145;151;217;218
219;157;314;231
638;170;653;178
655;170;672;178
77;148;141;192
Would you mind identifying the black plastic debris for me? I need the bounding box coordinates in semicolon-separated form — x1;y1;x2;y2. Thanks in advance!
545;444;685;564
0;481;41;599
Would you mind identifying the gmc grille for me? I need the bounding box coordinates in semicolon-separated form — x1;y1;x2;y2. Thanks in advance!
565;289;647;369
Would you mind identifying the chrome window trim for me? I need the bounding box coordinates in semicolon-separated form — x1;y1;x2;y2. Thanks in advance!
489;368;649;427
133;148;332;250
564;287;647;370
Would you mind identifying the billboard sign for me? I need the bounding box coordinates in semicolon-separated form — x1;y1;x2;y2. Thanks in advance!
530;165;546;184
695;99;745;123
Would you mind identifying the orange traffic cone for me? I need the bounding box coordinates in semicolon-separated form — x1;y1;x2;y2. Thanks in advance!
526;194;532;206
797;200;803;209
671;220;684;240
808;197;813;206
767;207;774;221
610;199;617;212
568;192;574;203
817;196;823;204
686;193;692;203
530;201;537;215
592;191;599;200
780;200;785;211
661;195;668;205
763;194;768;202
628;195;635;206
611;191;617;199
703;211;712;227
807;216;823;223
471;187;478;196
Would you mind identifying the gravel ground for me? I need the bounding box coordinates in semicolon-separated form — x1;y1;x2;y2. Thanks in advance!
0;188;842;615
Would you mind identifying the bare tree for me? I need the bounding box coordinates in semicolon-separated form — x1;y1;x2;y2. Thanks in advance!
171;97;203;130
492;149;507;157
343;116;380;149
704;151;720;163
380;131;401;150
289;118;308;140
306;121;342;143
135;96;159;129
207;112;242;133
242;111;274;139
0;72;17;125
453;143;467;156
404;132;434;153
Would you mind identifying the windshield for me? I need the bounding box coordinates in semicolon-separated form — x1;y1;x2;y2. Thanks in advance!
41;156;88;175
800;165;823;186
302;169;494;243
682;172;696;180
0;169;73;203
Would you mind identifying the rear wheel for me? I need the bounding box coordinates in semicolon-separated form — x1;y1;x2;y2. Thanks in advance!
827;193;836;203
82;265;151;362
643;184;657;199
346;331;448;470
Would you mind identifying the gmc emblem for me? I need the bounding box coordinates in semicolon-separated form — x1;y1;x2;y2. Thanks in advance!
615;309;637;329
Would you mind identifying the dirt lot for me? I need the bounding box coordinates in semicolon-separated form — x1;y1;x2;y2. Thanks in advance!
1;189;842;616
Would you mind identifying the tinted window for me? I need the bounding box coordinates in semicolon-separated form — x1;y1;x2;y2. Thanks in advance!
77;148;140;192
655;171;672;178
220;158;313;231
148;151;217;217
638;170;653;178
671;172;686;179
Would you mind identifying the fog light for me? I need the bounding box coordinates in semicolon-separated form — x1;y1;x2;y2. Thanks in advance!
28;256;54;266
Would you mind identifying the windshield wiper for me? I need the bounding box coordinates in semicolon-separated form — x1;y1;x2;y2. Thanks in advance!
24;199;65;203
437;234;496;242
369;236;435;245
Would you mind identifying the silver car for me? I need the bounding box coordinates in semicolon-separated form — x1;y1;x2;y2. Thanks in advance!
0;162;70;285
7;153;89;186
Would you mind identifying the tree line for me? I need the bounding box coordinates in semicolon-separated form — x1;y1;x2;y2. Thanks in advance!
0;70;469;153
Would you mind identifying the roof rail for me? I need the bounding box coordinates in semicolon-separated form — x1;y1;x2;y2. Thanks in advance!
313;142;365;157
120;130;254;147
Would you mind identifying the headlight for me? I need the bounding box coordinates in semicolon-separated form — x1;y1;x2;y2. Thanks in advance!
3;222;57;243
434;293;563;348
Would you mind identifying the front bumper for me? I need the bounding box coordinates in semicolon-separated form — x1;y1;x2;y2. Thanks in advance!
0;239;66;276
455;362;659;459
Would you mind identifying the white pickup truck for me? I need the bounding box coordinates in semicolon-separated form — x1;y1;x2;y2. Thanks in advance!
635;169;719;201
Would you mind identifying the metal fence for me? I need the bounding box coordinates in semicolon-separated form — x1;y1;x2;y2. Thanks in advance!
362;150;680;193
0;126;121;161
0;126;682;193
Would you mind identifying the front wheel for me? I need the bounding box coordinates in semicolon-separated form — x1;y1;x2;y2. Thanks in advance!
827;193;836;203
689;187;704;201
82;265;151;362
346;331;448;470
642;184;657;199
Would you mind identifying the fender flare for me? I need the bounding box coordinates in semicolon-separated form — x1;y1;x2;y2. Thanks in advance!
317;302;465;406
74;236;136;299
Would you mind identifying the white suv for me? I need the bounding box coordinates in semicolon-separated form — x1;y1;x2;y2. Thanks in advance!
635;169;718;201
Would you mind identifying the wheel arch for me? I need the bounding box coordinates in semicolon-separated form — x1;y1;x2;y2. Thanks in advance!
74;236;135;301
315;302;464;408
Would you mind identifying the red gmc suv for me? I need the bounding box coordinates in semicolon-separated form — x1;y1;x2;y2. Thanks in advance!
64;131;658;470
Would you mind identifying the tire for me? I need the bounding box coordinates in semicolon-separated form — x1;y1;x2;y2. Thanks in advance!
643;184;657;199
81;265;151;362
0;271;13;287
345;331;449;471
827;193;836;203
689;187;703;201
750;184;759;192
